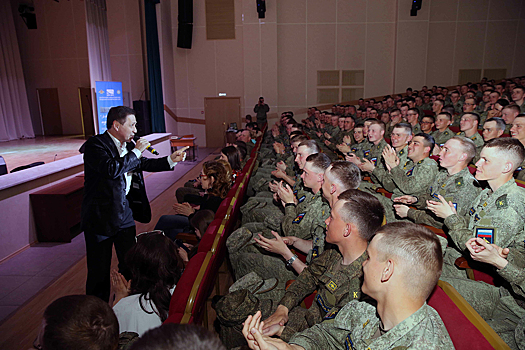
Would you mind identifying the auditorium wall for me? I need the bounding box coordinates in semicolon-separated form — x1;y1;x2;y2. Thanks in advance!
10;0;90;136
166;0;525;145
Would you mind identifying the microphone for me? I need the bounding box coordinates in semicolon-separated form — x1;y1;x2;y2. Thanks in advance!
133;136;159;155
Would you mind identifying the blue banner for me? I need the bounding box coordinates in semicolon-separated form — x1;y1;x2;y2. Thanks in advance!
95;81;123;134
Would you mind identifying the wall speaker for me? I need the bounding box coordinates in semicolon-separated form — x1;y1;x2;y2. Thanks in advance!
178;0;193;24
256;0;266;19
177;22;193;49
133;100;151;137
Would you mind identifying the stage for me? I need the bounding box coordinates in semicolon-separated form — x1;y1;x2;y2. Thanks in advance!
0;135;87;173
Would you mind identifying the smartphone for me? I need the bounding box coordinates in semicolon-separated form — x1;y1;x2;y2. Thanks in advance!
175;239;190;252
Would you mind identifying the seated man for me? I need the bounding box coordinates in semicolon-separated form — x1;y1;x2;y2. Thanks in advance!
510;114;525;180
228;153;331;281
215;189;383;349
420;115;435;135
346;120;388;175
457;112;484;151
242;222;454;350
427;138;525;280
394;136;481;229
431;112;454;148
372;133;439;222
482;117;505;142
34;295;122;350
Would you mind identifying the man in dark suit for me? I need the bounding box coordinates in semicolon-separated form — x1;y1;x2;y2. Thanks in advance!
81;106;186;302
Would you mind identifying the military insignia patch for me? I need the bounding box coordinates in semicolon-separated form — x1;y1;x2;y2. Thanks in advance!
475;227;495;244
362;320;369;328
495;195;508;209
406;167;415;176
293;212;306;224
351;147;357;152
327;280;338;292
371;157;377;166
344;333;355;350
474;214;480;222
324;308;339;320
469;207;475;216
363;150;370;157
315;294;330;312
444;131;449;136
298;195;306;203
456;179;463;187
311;247;319;259
399;149;405;155
293;189;298;195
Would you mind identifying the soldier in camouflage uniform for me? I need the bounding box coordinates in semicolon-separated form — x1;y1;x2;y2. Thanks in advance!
431;112;455;148
346;120;388;177
260;190;385;342
510;115;525;182
456;112;484;153
384;108;403;139
241;223;454;350
394;136;481;229
407;107;422;135
427;138;525;280
227;153;332;282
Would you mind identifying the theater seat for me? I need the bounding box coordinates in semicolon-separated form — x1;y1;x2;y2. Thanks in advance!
430;280;510;349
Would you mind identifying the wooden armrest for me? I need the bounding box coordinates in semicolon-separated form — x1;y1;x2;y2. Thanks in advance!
177;232;199;245
455;257;471;269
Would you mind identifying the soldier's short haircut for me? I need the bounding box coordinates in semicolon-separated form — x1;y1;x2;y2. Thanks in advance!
503;104;520;114
354;123;365;129
413;133;435;154
496;99;510;107
368;119;386;132
337;189;384;242
390;108;401;116
434;99;444;106
513;85;525;93
484;137;525;171
464;112;480;124
298;140;320;156
373;222;443;300
407;107;420;115
291;134;308;145
422;115;435;123
392;122;412;136
130;324;225;350
325;161;361;192
437;112;452;121
449;136;476;165
485;117;506;132
305;153;331;174
442;105;455;116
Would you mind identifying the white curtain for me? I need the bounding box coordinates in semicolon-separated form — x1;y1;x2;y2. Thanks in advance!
0;1;35;141
85;0;112;85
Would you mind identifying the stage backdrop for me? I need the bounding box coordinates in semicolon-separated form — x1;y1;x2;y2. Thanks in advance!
95;81;123;133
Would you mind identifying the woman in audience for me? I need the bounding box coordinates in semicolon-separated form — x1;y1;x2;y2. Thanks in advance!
220;145;242;173
111;232;184;337
154;160;231;240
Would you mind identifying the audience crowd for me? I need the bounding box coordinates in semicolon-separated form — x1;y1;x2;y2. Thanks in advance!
35;78;525;350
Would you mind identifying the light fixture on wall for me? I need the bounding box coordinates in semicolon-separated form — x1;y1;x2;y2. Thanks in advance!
18;4;37;29
256;0;265;19
410;0;422;16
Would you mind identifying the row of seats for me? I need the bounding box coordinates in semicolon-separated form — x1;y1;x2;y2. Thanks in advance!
163;134;264;325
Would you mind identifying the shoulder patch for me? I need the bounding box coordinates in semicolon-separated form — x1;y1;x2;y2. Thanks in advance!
444;131;449;136
293;212;306;224
327;280;338;292
456;179;463;187
495;194;508;209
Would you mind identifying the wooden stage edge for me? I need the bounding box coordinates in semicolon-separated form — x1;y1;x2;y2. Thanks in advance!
0;149;220;350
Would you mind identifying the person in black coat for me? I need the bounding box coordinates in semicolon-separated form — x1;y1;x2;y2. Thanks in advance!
81;106;187;302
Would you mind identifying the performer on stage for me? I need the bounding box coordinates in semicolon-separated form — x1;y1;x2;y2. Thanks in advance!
80;106;187;302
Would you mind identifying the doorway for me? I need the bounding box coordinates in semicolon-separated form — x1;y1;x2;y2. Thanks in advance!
204;97;241;148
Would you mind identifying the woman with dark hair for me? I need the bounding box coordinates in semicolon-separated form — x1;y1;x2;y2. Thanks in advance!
220;146;242;171
154;160;231;240
178;209;216;264
111;232;183;336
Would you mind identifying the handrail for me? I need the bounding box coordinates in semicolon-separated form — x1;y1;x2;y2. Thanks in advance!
164;104;206;125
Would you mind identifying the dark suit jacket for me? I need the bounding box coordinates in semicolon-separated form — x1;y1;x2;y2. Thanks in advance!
80;132;172;238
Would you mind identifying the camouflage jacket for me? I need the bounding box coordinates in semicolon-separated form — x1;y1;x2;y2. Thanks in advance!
456;131;484;149
444;178;525;281
431;128;454;147
390;157;439;198
356;139;388;165
289;301;454;350
279;250;367;340
407;167;481;228
281;190;329;241
412;123;422;135
371;145;409;190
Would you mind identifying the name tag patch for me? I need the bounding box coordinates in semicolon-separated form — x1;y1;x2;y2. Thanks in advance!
476;227;495;244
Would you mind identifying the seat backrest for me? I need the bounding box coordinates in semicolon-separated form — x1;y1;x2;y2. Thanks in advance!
429;280;510;349
168;252;208;315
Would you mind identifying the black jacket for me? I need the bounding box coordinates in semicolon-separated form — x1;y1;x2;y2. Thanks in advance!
80;132;172;238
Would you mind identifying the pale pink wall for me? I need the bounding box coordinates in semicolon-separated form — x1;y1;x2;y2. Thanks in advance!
107;0;147;105
11;0;90;136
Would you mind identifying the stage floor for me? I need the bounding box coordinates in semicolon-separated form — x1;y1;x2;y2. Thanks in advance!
0;135;86;173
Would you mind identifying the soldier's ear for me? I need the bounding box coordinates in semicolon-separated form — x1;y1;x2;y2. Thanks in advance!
343;224;351;237
330;184;336;195
381;260;394;282
503;161;513;174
